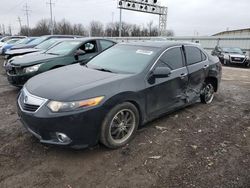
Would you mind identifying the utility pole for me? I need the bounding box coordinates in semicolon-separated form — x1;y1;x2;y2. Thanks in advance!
119;8;122;37
111;12;114;37
47;0;55;35
2;24;5;35
23;3;31;36
17;16;22;31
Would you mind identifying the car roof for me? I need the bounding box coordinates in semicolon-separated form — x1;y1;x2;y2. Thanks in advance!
119;41;200;49
50;38;116;43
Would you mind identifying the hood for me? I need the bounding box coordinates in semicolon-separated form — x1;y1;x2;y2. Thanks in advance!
6;48;41;56
11;53;58;66
25;64;132;101
223;53;246;58
228;54;246;58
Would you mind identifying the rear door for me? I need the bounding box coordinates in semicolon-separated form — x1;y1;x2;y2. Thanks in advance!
184;45;209;102
146;46;189;118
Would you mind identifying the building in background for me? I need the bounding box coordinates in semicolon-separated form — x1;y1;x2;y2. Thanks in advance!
213;28;250;37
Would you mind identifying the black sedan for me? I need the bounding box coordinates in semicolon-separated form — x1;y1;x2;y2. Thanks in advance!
17;41;222;149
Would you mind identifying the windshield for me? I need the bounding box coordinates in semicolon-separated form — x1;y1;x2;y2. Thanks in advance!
15;38;30;44
28;36;48;46
35;39;61;50
6;39;20;44
222;47;243;54
46;41;81;55
87;45;159;74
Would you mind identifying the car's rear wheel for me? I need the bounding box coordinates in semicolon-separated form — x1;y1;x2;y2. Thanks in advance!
100;102;139;149
200;82;215;104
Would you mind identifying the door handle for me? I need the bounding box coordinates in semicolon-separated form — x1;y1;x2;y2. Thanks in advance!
180;73;187;79
203;64;209;69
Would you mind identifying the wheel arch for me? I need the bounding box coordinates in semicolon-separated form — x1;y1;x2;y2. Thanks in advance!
205;76;218;92
103;92;146;126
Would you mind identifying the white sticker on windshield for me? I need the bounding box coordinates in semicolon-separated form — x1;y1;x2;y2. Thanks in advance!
136;50;153;55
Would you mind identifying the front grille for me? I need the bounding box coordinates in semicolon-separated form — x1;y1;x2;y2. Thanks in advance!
23;103;40;112
8;66;23;75
231;57;245;62
18;88;47;113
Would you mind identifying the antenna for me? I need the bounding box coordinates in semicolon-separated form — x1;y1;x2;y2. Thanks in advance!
22;3;31;36
46;0;55;35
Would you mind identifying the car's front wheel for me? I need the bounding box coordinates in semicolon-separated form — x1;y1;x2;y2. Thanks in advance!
200;82;215;104
223;59;229;66
245;61;250;68
100;102;139;149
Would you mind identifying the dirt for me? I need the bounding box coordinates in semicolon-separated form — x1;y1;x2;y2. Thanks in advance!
0;58;249;188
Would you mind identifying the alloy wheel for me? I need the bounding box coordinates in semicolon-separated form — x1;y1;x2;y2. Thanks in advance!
203;83;215;104
109;109;136;144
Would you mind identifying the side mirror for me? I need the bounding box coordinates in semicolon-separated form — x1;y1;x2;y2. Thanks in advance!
243;51;246;55
153;67;171;78
74;50;86;61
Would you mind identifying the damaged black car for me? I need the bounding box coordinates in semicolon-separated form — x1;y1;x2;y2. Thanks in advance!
17;41;222;149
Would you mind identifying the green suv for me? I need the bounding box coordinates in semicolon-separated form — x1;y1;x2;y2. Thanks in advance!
6;38;116;87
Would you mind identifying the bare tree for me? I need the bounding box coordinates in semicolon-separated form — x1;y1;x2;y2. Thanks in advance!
165;30;175;37
18;18;174;37
147;21;153;36
90;21;104;37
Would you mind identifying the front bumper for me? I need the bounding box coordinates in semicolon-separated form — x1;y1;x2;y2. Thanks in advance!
17;95;106;149
7;72;34;87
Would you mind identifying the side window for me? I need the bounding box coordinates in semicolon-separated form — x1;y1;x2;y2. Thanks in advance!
185;46;203;65
100;40;114;50
201;51;207;61
157;47;184;70
79;41;97;54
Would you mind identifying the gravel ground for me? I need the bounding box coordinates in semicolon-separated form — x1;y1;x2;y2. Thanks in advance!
0;58;249;188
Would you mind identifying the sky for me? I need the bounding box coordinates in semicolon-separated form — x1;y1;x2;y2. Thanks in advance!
0;0;249;36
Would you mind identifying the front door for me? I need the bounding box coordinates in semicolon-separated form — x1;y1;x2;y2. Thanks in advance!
146;46;188;119
77;40;99;64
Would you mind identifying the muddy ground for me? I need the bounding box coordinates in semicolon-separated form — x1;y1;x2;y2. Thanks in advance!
0;58;249;188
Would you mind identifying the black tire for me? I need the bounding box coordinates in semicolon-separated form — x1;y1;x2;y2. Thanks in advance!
100;102;139;149
245;61;250;68
223;59;229;66
200;81;215;104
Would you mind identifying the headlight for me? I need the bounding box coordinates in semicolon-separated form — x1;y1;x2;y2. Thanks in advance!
47;96;105;112
24;63;43;73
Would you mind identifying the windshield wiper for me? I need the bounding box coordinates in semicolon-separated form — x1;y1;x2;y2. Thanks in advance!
46;52;59;55
94;67;113;73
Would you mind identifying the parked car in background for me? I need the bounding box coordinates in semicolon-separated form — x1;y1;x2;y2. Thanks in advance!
0;37;37;55
212;46;250;67
0;36;26;44
0;36;26;48
4;37;74;61
17;41;222;149
6;38;116;87
0;38;21;54
9;35;81;51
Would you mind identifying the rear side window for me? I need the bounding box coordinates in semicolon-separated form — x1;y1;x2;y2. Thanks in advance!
201;51;207;61
185;46;206;65
158;47;184;70
100;40;114;50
